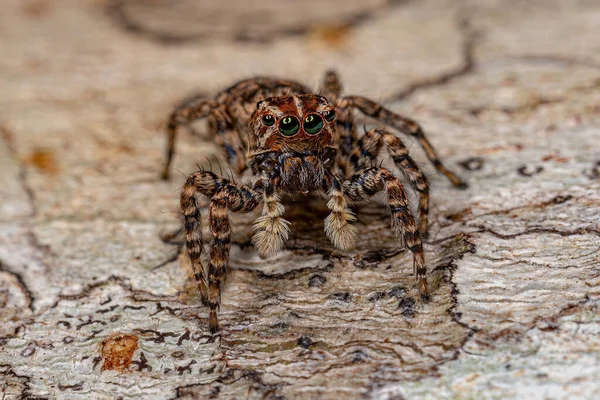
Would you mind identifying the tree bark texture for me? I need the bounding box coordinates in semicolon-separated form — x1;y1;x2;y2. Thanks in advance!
1;0;599;398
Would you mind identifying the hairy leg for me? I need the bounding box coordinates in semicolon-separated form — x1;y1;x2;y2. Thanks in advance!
252;177;290;258
163;97;218;180
342;167;428;296
337;95;468;189
209;108;248;174
180;170;261;332
320;69;343;99
322;172;358;250
354;129;430;236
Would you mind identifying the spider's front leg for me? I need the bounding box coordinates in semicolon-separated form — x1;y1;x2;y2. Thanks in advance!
338;96;468;189
354;129;430;236
342;167;428;296
181;171;262;333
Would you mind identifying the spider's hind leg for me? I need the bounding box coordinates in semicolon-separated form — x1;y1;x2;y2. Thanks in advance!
163;96;218;180
338;95;468;189
320;70;343;99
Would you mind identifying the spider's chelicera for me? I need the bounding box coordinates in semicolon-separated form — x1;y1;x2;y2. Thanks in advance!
163;71;467;333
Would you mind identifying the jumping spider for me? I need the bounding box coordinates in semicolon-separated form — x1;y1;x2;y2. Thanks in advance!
163;71;467;333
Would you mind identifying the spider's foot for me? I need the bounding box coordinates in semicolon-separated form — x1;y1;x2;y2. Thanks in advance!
209;309;219;334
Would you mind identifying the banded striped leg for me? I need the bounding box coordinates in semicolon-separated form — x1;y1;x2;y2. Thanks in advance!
323;173;358;250
338;95;468;189
342;167;428;296
209;107;248;175
181;171;261;333
321;70;359;178
354;129;430;236
320;70;343;99
163;97;218;180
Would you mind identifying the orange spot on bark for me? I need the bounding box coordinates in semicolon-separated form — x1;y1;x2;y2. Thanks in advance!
310;24;352;49
100;333;139;372
24;148;60;175
21;0;55;19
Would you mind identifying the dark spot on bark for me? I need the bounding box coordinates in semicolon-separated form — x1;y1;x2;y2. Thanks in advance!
368;291;386;302
329;292;352;302
177;360;197;375
351;350;367;363
458;157;485;171
97;305;118;314
177;329;191;346
131;351;152;372
398;297;416;317
99;296;112;305
205;364;216;374
58;382;83;391
21;345;35;357
583;161;600;179
297;336;313;349
57;320;71;329
308;274;326;287
518;165;543;177
209;385;221;399
552;195;572;204
388;286;406;299
123;305;145;311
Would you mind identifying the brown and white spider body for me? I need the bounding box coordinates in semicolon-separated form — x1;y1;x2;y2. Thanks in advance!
164;71;467;333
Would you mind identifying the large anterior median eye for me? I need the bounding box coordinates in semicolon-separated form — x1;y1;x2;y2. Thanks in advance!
303;114;323;135
279;116;300;136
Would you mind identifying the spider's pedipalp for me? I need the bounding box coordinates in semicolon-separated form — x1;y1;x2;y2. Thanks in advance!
323;173;358;250
252;181;290;258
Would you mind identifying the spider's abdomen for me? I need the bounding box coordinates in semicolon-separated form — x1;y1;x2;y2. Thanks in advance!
279;155;324;194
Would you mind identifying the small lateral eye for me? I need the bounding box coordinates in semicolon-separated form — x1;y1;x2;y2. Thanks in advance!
279;116;300;136
324;109;336;122
304;114;323;135
262;114;275;126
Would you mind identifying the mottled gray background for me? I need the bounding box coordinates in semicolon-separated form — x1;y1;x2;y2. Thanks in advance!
1;0;599;399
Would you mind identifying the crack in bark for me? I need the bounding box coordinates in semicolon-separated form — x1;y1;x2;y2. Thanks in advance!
384;15;478;103
106;0;413;46
443;193;578;225
0;124;37;219
0;261;35;313
473;225;600;240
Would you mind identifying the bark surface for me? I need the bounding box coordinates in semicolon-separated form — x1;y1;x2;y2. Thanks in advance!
1;0;599;398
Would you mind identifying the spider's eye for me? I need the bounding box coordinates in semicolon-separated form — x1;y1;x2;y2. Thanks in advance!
303;114;323;135
324;109;336;122
279;116;299;136
262;115;275;126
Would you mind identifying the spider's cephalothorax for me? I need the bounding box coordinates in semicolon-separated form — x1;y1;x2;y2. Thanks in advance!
167;71;467;333
248;95;338;194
